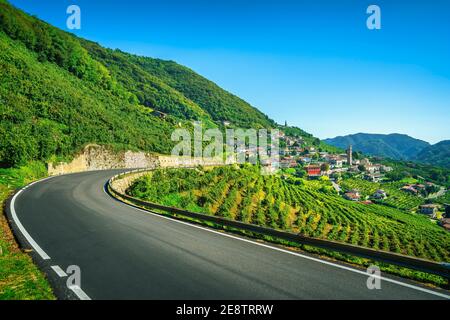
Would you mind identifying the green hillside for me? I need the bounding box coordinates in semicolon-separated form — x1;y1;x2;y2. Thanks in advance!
414;140;450;169
324;133;430;160
98;48;276;129
0;30;177;167
0;0;332;169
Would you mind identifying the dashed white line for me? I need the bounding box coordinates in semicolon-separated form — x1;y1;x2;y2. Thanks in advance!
51;265;68;277
69;285;92;300
11;176;92;301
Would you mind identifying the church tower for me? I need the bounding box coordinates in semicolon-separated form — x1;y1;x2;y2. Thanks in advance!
347;145;353;166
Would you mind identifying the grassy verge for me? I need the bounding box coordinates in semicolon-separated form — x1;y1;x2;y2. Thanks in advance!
0;162;55;300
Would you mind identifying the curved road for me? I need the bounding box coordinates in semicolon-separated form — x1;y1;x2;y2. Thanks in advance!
7;170;449;300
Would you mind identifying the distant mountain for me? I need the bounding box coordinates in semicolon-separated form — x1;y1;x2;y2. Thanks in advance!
323;133;430;160
413;140;450;168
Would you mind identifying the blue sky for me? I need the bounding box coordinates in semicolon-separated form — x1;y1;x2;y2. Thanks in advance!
9;0;450;143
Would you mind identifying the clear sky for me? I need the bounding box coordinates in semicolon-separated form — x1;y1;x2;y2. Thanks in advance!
8;0;450;143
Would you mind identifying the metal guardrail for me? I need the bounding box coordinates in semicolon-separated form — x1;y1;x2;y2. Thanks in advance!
108;168;450;280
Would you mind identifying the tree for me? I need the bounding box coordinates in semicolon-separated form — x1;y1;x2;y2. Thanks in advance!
321;163;330;172
295;168;307;178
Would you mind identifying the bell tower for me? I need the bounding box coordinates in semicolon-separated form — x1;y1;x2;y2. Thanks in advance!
347;145;353;166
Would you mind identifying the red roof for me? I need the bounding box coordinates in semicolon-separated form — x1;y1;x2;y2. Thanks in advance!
306;166;321;176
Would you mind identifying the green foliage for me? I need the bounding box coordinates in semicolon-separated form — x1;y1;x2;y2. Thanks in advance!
0;31;175;167
340;178;424;211
435;192;450;206
323;133;430;160
282;125;342;153
382;160;450;188
0;1;330;168
0;2;114;90
413;140;450;169
79;41;213;123
128;165;450;263
0;162;55;299
116;51;276;129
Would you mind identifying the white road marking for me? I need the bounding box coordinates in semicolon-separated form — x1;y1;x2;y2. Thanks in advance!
12;175;94;301
69;285;91;300
51;265;68;277
118;198;450;299
10;187;51;260
52;265;93;300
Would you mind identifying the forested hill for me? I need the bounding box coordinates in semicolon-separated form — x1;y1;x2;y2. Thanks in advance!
324;133;430;160
81;41;275;129
413;140;450;169
0;0;298;168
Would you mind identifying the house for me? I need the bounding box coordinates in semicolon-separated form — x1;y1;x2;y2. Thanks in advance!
440;218;450;231
344;190;361;201
280;159;298;169
299;157;312;164
305;165;322;178
285;137;295;146
330;167;349;174
151;110;167;119
280;148;290;156
401;185;419;195
380;165;393;173
329;158;343;168
365;165;379;174
414;184;426;191
261;162;279;175
364;173;384;183
373;189;387;200
419;204;439;218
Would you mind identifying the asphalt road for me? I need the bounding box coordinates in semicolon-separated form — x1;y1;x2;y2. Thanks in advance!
8;170;450;300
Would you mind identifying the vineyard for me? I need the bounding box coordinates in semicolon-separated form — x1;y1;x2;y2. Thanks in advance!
340;178;424;211
435;190;450;206
127;165;450;262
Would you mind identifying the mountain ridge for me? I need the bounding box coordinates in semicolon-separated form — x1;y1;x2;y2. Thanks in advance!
413;140;450;168
324;133;449;168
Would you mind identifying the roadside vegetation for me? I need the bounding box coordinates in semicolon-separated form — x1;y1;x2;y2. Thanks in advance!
0;162;55;299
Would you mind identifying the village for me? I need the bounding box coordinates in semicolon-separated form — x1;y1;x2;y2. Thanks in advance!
276;132;450;231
